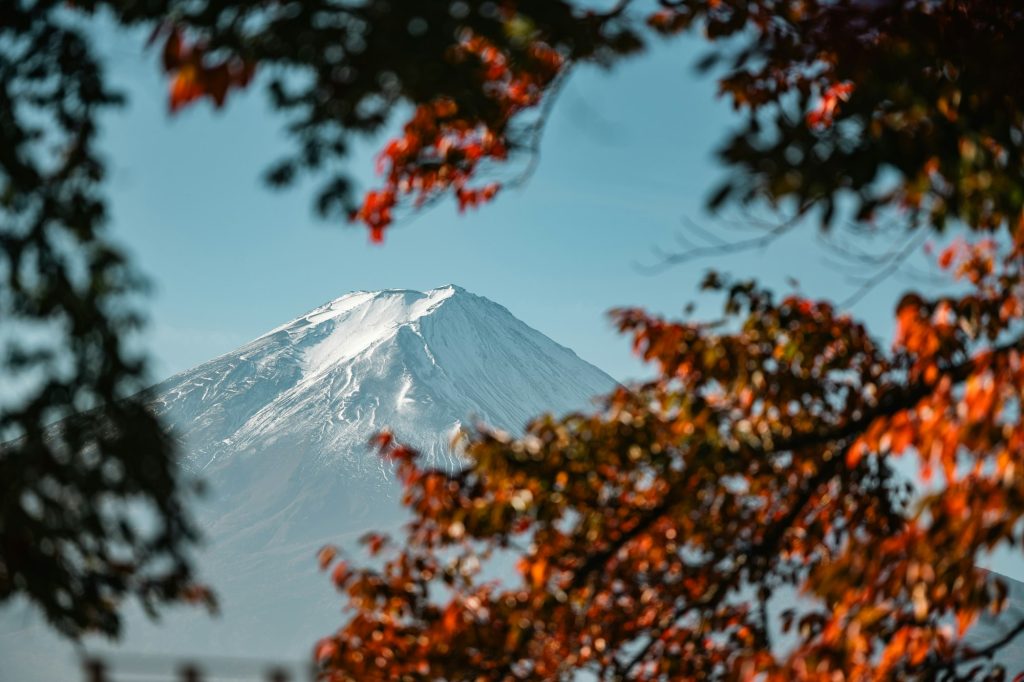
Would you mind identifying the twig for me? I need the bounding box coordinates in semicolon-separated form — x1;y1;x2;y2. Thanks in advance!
837;228;928;308
506;63;575;190
638;213;802;274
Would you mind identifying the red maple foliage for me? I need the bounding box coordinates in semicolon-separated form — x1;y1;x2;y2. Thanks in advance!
154;26;255;113
806;82;854;131
313;234;1024;679
350;32;562;241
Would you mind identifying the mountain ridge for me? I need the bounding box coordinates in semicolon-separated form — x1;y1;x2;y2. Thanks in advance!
149;284;615;482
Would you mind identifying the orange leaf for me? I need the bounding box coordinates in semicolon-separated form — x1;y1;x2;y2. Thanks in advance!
442;602;461;633
331;560;349;588
315;639;338;663
169;65;203;112
956;609;977;636
529;559;547;588
846;440;866;468
317;545;337;571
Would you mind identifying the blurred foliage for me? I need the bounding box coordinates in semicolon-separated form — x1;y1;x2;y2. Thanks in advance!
0;4;204;638
673;0;1024;233
133;0;1024;240
317;239;1024;680
142;0;645;230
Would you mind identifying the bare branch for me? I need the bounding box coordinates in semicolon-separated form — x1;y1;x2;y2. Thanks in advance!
506;63;576;190
637;213;802;274
838;229;928;308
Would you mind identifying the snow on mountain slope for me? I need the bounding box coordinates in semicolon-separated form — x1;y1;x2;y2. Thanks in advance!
153;284;613;478
0;285;617;680
147;284;616;551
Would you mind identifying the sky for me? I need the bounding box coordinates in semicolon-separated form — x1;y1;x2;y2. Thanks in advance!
92;24;922;386
88;21;1024;582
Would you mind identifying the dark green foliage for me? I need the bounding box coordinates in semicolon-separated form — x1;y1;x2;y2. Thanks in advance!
0;2;199;638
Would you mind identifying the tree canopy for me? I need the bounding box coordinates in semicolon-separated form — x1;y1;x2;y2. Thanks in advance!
316;242;1024;679
5;3;1024;678
299;1;1024;680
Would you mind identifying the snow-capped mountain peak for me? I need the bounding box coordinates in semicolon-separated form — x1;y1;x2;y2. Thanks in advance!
151;285;614;478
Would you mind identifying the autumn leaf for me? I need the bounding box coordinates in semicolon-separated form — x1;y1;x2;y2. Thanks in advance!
317;545;337;571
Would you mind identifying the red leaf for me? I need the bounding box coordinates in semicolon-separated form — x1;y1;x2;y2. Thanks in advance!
330;560;349;588
317;545;337;571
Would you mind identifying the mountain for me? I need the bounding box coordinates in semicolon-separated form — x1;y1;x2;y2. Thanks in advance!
149;284;615;548
0;285;617;680
155;284;613;474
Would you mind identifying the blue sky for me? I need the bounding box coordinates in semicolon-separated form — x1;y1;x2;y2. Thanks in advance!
94;27;920;384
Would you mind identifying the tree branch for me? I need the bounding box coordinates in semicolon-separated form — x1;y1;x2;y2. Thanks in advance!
568;333;1024;593
639;216;800;274
612;441;849;678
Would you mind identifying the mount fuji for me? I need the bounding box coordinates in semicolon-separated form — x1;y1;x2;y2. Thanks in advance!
0;285;617;679
155;284;613;478
148;284;616;550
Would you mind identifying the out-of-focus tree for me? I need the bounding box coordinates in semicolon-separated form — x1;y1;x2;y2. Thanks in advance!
136;0;1024;244
0;3;207;639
